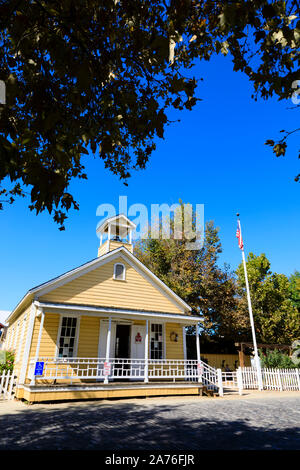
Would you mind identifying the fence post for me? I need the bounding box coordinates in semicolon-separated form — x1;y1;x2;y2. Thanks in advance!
217;368;223;397
277;369;283;392
237;367;243;395
257;363;263;391
296;369;300;391
0;371;6;395
8;370;15;399
3;371;10;398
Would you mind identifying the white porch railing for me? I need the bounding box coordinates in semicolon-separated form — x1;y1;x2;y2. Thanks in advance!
27;357;207;383
25;360;300;397
198;362;220;392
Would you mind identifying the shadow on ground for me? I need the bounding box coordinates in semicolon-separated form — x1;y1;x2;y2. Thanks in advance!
0;399;299;450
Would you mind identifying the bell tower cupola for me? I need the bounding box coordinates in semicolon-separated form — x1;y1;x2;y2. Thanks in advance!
96;214;136;257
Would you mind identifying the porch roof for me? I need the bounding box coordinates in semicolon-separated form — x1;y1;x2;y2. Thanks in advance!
34;301;202;325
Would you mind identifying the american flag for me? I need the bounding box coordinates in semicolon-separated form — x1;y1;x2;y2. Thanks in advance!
236;222;244;250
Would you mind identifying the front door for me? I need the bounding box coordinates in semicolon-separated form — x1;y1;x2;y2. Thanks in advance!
131;325;146;360
115;324;130;358
130;325;146;380
114;324;130;379
98;321;146;381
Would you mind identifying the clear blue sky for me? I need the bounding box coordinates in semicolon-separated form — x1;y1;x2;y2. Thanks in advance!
1;54;299;312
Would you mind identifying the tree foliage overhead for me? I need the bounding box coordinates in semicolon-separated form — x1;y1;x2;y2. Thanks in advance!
236;252;300;344
0;0;299;227
134;205;238;339
134;205;300;345
289;270;300;311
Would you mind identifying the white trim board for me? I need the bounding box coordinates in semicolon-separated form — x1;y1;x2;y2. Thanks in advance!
34;301;201;324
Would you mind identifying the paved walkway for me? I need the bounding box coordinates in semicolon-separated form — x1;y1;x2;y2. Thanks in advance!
0;391;299;450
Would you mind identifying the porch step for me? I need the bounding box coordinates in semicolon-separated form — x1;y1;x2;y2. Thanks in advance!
223;387;239;394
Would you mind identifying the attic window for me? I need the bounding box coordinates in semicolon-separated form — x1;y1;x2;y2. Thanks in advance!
114;263;126;281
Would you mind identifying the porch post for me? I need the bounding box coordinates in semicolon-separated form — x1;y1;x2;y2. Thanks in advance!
196;322;201;383
217;368;223;397
237;367;243;395
18;302;36;385
30;309;45;385
183;326;188;381
104;316;112;384
144;319;149;383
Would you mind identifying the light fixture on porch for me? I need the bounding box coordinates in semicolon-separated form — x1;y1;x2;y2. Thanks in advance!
170;331;178;342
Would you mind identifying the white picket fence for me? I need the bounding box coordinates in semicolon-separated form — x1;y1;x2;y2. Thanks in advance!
199;366;299;396
219;367;300;395
239;367;300;392
0;370;16;400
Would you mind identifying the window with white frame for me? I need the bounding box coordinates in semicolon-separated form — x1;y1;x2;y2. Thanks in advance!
113;263;126;281
58;317;78;358
150;323;164;359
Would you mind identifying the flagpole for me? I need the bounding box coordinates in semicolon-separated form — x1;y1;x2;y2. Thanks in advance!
236;214;263;391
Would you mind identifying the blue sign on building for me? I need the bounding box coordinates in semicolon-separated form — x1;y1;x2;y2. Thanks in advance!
34;361;44;376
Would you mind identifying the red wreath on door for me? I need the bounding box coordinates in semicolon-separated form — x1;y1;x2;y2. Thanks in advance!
135;332;142;343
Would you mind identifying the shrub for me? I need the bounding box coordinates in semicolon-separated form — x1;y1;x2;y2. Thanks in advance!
0;350;15;373
259;349;297;369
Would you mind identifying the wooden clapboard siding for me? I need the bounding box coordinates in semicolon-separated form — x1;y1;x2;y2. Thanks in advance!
165;323;184;359
28;313;60;360
77;316;100;357
132;319;145;326
18;306;31;363
40;258;183;314
200;353;251;370
109;241;133;253
76;316;144;357
11;305;31;376
13;320;21;350
28;316;39;362
98;240;133;257
25;316;184;361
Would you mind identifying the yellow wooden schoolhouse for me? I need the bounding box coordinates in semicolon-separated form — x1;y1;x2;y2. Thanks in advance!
3;215;206;402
